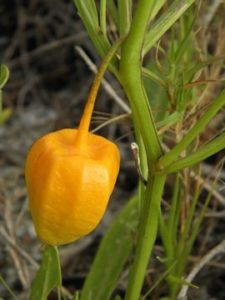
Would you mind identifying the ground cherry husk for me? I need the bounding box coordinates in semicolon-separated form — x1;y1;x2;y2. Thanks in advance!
25;128;120;245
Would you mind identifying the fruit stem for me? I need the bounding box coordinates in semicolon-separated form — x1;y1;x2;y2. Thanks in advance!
75;37;125;148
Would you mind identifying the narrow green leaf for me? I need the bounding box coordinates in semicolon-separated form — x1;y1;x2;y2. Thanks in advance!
107;0;119;28
162;131;225;174
167;275;198;289
184;56;225;83
0;108;12;124
100;0;107;37
144;0;195;54
156;111;182;130
0;273;17;299
114;296;123;300
73;291;80;300
149;0;166;21
173;15;195;65
142;67;167;88
118;0;132;35
141;261;178;300
143;62;169;124
172;180;201;283
158;88;225;170
167;175;181;257
74;0;99;29
187;176;220;255
80;195;139;300
29;246;61;300
73;0;119;75
0;65;10;89
173;172;220;285
73;0;110;56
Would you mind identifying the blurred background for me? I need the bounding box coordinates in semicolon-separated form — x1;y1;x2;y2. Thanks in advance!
1;1;225;299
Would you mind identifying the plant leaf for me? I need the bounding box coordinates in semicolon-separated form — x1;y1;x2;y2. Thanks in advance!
73;0;120;76
80;195;139;300
158;88;225;169
0;65;10;89
144;0;195;54
184;56;225;83
73;0;111;58
162;131;225;174
114;296;123;300
0;108;12;124
29;246;61;300
118;0;132;36
72;291;80;300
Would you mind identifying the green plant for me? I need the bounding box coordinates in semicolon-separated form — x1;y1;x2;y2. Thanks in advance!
25;1;225;299
0;64;11;124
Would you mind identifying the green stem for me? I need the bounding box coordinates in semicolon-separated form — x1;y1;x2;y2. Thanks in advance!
119;1;165;299
0;274;17;299
29;246;61;300
0;90;2;112
120;0;162;165
125;174;166;300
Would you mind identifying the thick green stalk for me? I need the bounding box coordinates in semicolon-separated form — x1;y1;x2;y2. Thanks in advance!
120;0;162;164
119;1;165;299
125;175;166;300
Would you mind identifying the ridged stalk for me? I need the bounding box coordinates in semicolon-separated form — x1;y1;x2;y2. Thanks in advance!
119;1;165;299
